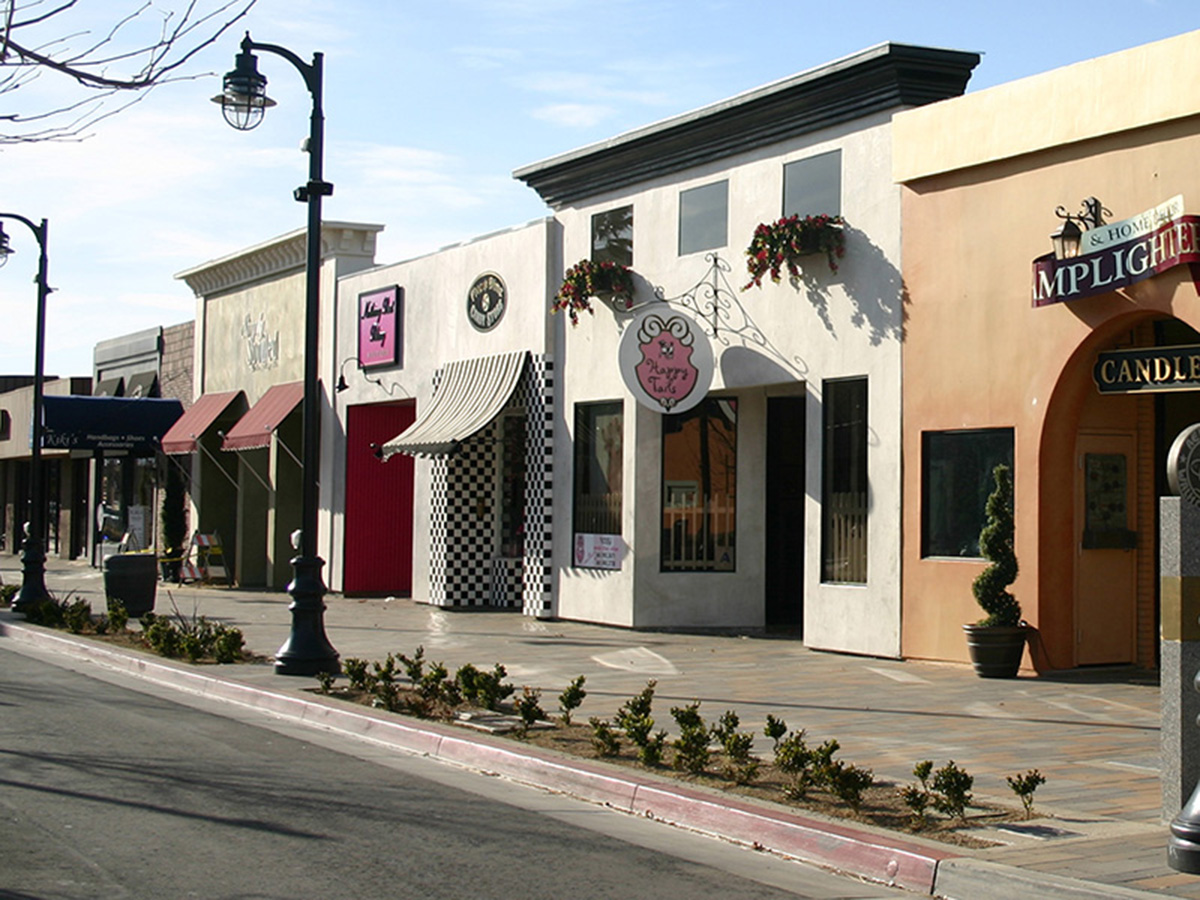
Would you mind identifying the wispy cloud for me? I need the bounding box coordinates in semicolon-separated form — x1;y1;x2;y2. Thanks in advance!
530;103;616;128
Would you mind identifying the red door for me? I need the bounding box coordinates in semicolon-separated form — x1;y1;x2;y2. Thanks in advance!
343;401;416;596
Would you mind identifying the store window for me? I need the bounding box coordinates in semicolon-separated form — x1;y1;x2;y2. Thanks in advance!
821;378;867;583
783;149;841;219
573;402;623;539
592;206;633;267
661;398;737;571
678;181;728;256
922;429;1014;558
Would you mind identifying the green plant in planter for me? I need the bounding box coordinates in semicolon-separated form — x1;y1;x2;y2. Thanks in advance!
551;259;635;326
973;463;1020;627
743;214;846;289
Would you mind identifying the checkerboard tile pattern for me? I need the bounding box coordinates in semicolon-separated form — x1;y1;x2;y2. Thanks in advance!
427;353;554;615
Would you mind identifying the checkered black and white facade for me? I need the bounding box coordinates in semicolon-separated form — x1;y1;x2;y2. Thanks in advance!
428;353;554;616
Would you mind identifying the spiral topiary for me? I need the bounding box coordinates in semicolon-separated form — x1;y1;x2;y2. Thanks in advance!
972;463;1020;627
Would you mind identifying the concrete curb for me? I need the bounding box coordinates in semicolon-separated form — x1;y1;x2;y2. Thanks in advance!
0;618;1170;899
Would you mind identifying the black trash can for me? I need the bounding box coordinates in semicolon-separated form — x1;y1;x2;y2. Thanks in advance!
103;553;158;617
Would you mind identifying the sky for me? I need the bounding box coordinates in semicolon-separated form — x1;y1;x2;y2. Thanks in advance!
0;0;1196;377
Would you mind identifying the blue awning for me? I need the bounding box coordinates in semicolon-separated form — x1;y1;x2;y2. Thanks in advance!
42;395;183;455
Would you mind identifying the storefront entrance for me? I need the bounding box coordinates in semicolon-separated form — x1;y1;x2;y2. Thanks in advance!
1074;432;1138;665
765;395;805;632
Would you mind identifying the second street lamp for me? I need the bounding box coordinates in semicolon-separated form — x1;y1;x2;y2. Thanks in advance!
0;214;52;614
214;32;338;676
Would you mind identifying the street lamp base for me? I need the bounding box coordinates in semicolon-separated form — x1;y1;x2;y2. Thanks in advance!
12;536;49;614
274;553;339;676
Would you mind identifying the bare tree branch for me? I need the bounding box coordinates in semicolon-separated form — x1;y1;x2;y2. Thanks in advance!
0;0;255;143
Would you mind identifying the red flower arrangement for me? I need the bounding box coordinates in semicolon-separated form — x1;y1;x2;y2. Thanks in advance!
742;214;846;289
552;259;635;326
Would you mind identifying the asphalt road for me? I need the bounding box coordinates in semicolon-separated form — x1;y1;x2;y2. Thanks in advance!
0;643;905;900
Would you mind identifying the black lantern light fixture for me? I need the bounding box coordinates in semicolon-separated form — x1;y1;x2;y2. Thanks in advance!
0;214;52;614
1051;197;1109;260
214;32;338;676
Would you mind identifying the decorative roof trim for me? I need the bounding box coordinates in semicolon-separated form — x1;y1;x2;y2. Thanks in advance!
175;222;384;298
514;42;979;207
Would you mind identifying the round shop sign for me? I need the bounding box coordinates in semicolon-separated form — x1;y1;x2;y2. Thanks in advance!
618;306;714;415
1168;423;1200;507
467;272;506;332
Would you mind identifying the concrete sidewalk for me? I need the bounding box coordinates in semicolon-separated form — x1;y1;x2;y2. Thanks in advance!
1;556;1194;899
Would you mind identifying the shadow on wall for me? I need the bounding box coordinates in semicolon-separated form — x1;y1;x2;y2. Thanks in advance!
795;224;905;346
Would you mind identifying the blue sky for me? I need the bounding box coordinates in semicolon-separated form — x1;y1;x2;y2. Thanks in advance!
1;0;1195;376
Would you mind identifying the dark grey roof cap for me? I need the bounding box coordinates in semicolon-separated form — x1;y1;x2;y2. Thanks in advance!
514;42;980;207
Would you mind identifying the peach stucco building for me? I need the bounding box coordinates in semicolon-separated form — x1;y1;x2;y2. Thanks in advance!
894;30;1200;670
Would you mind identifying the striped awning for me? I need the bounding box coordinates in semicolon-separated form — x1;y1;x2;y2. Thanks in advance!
380;351;527;459
221;381;303;451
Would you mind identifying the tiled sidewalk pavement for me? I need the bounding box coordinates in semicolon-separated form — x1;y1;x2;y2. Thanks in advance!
9;556;1200;897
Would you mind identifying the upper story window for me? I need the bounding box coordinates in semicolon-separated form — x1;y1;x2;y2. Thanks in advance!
678;181;728;256
783;149;841;219
591;206;633;267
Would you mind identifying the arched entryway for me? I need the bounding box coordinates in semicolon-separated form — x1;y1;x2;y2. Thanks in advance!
1040;314;1200;669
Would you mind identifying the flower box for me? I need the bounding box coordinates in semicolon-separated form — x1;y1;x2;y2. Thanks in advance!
743;214;845;289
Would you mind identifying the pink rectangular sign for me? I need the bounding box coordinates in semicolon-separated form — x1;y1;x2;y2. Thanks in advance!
358;285;402;368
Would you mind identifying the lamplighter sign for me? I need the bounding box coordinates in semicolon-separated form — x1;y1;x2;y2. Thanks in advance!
1032;195;1200;307
618;307;714;415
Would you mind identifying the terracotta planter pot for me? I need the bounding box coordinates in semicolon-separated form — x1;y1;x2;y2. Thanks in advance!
962;624;1027;678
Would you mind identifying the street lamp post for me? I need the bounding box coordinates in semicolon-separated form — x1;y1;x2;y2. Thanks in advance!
213;32;338;676
0;214;52;614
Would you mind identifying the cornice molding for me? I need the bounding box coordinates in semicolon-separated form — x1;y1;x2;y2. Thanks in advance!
514;43;980;207
176;222;384;297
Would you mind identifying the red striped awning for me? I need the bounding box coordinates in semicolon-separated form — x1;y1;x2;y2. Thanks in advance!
160;391;245;455
221;382;303;451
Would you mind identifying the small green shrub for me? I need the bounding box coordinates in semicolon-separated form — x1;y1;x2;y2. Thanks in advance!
763;714;788;748
558;675;587;725
343;657;374;691
931;761;974;822
900;760;935;829
456;662;513;710
616;681;667;766
588;717;621;757
514;686;547;736
106;599;129;633
825;760;874;811
315;670;336;694
0;583;19;605
670;702;711;775
1007;768;1046;819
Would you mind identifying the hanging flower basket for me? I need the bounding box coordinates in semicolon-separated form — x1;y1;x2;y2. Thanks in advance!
552;259;635;326
742;214;845;289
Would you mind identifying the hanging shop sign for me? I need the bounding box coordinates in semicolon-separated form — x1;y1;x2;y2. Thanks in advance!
358;284;402;368
1033;195;1199;307
618;306;714;415
1094;344;1200;394
467;272;506;332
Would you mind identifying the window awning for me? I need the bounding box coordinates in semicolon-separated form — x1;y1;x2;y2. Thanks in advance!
381;350;527;459
221;381;303;451
125;371;158;398
161;391;246;455
92;377;124;397
42;395;183;455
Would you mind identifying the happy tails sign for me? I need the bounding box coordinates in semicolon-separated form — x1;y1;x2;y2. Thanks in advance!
1033;196;1200;307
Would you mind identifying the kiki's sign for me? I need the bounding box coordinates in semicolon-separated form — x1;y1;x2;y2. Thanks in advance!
1033;196;1200;307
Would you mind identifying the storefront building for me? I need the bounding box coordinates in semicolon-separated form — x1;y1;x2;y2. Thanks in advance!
894;30;1200;670
172;222;382;588
516;44;979;655
0;376;91;560
331;219;558;610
